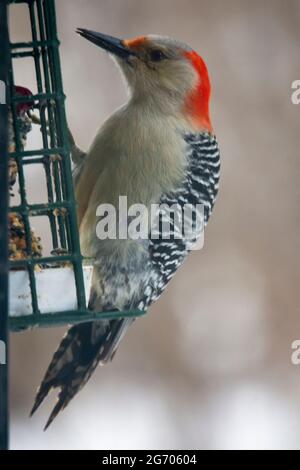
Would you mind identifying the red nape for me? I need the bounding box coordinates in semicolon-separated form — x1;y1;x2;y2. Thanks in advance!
183;51;212;132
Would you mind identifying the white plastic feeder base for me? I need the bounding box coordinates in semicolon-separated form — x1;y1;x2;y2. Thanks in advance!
9;265;93;316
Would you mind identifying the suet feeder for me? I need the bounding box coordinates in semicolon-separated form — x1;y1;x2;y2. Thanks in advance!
0;0;144;450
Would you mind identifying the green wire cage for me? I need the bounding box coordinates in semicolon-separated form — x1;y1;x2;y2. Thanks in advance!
0;0;144;450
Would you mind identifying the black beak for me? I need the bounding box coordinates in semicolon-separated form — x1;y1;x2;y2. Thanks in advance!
76;28;135;59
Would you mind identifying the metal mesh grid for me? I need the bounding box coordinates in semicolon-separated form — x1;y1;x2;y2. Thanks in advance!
7;0;144;330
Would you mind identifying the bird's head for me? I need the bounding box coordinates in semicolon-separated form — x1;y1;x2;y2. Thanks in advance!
77;29;212;132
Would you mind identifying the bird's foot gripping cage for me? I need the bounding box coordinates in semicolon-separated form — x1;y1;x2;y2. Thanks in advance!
0;0;144;449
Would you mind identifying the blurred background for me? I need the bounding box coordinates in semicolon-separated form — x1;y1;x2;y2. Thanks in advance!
7;0;300;449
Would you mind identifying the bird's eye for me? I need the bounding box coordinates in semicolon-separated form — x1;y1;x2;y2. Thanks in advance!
149;49;166;62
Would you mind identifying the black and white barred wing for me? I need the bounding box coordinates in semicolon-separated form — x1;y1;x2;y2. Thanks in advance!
139;131;220;309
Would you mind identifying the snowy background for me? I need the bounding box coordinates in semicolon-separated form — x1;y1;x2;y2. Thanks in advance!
8;0;300;449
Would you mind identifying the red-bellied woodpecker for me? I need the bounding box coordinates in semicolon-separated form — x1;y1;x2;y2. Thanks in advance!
31;30;221;429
